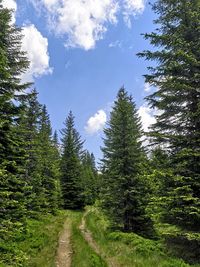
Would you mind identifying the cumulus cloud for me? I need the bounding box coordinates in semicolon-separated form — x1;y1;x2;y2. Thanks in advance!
21;24;53;82
85;110;107;135
2;1;52;83
123;0;145;27
2;0;17;23
30;0;145;50
138;104;156;132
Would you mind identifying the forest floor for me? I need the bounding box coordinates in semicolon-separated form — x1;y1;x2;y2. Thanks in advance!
1;208;200;267
83;206;200;267
79;210;101;255
55;207;200;267
79;210;119;267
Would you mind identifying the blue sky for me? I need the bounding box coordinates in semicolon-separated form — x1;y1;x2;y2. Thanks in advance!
3;0;157;162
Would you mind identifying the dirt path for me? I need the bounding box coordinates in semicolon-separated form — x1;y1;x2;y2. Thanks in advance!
55;219;72;267
79;210;120;267
79;211;101;255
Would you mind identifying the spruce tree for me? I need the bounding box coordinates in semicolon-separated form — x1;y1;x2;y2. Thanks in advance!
52;130;63;208
21;89;41;176
60;111;85;209
17;89;43;215
0;1;30;238
37;105;60;213
18;93;62;215
138;0;200;230
101;88;153;236
53;130;59;146
82;151;98;205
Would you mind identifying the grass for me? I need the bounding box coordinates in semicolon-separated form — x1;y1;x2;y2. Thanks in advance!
1;207;198;267
0;210;107;267
69;210;107;267
85;206;200;267
0;211;67;267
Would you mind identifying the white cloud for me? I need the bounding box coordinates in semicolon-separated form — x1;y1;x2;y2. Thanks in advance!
124;0;145;11
57;0;118;50
144;82;151;92
122;0;145;27
138;104;156;132
2;0;17;23
109;40;122;48
2;1;52;82
21;24;53;82
85;110;107;135
30;0;145;50
43;0;58;9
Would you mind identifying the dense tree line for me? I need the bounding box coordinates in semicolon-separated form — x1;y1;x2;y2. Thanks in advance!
60;111;98;209
99;0;200;259
0;2;98;243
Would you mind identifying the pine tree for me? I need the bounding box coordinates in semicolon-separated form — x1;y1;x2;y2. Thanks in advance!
18;92;62;215
82;151;98;205
52;130;63;208
101;88;153;236
17;89;44;215
138;0;200;230
53;130;59;146
21;89;41;175
0;1;30;238
60;111;85;209
37;105;60;213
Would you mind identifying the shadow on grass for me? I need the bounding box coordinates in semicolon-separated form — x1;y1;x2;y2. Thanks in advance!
165;234;200;265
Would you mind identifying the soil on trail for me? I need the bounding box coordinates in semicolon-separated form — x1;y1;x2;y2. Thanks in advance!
55;219;72;267
79;211;120;267
79;211;101;256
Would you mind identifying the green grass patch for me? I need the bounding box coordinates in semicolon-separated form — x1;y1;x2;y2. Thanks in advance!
0;211;67;267
85;207;200;267
0;209;107;267
69;210;107;267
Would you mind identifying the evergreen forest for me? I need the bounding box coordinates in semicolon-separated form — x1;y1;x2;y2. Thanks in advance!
0;0;199;266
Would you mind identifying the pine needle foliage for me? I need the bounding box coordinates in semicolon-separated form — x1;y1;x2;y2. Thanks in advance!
0;1;30;239
60;111;85;209
101;88;153;237
138;0;200;230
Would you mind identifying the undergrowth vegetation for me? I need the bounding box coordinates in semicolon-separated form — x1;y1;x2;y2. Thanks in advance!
69;211;107;267
85;207;200;267
0;211;67;267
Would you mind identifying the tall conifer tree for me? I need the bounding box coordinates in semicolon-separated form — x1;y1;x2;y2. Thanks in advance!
82;151;98;204
37;105;60;213
52;130;63;208
0;1;30;238
138;0;200;230
17;89;43;214
60;111;85;209
101;88;153;236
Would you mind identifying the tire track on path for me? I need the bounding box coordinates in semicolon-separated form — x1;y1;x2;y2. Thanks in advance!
56;219;72;267
79;210;121;267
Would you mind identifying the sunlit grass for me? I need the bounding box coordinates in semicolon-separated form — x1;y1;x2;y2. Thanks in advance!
0;211;67;267
85;207;199;267
69;210;107;267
